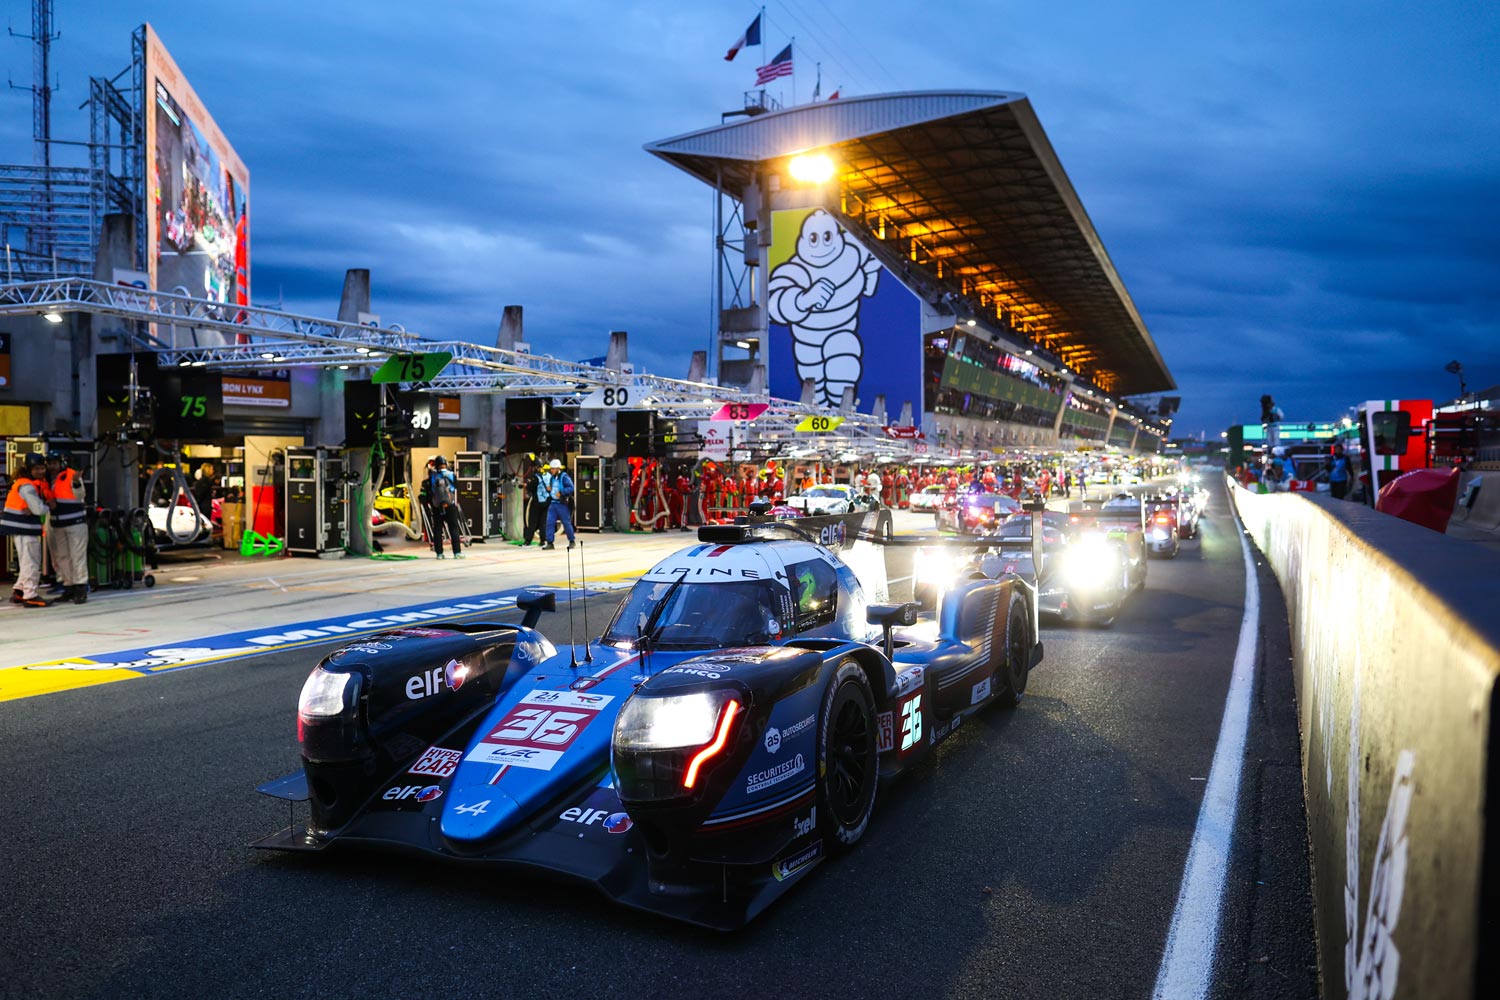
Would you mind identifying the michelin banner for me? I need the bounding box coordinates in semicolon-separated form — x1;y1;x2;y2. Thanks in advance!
767;208;922;423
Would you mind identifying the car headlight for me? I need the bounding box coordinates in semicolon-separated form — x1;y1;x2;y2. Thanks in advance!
613;688;745;800
914;548;965;592
615;689;737;751
299;666;361;719
1060;542;1118;590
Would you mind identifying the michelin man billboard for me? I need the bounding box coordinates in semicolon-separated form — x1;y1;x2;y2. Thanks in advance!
766;208;922;421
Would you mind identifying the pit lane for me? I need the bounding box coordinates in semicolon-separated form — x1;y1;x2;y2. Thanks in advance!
0;478;1316;999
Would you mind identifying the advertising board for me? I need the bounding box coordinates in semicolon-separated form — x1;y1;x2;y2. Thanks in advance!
144;24;250;327
765;208;921;425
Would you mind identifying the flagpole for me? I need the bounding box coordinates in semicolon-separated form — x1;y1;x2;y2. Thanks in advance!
760;6;766;106
790;36;796;106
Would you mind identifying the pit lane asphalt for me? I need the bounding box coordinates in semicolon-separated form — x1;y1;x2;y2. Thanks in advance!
0;479;1316;1000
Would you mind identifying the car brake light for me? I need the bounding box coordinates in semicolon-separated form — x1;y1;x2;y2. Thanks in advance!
1154;514;1172;525
683;699;741;789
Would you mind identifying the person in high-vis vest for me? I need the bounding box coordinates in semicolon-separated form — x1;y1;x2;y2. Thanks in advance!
45;451;89;604
2;453;55;608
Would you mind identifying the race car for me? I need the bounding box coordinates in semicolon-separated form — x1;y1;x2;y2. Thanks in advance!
783;485;869;515
374;483;413;525
915;510;1143;627
907;484;949;513
935;491;1022;535
1101;493;1178;559
254;518;1043;930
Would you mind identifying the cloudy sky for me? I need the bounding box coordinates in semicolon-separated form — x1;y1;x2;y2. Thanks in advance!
2;0;1495;436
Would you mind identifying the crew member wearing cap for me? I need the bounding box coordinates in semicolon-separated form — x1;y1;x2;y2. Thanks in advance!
2;453;56;608
538;458;575;550
44;451;89;604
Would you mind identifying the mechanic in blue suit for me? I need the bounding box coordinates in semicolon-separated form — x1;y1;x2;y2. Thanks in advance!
539;459;576;550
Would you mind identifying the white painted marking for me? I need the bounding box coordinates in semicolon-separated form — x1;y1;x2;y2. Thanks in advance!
1153;502;1260;999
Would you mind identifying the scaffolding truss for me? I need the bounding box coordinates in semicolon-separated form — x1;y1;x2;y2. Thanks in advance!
0;277;936;455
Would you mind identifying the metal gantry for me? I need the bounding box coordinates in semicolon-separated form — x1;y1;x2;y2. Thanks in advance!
0;277;929;457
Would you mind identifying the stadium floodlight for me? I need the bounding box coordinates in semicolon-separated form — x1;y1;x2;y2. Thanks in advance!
966;319;977;327
43;311;63;323
788;152;835;184
735;340;752;349
259;352;276;360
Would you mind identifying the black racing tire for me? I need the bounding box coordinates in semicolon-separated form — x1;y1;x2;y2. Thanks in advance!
993;588;1033;708
817;658;879;852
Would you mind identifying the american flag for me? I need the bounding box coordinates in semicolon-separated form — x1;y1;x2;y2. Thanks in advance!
755;44;793;85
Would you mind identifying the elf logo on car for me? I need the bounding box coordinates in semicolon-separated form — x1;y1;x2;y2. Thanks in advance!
792;807;816;838
409;746;463;778
406;659;467;700
560;807;611;826
383;784;443;802
818;523;847;547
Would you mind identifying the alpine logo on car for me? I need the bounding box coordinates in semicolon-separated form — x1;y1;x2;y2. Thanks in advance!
383;784;443;802
771;841;822;882
405;659;468;700
409;746;463;778
746;753;805;794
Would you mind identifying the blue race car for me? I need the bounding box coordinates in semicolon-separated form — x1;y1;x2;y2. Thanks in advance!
254;518;1043;929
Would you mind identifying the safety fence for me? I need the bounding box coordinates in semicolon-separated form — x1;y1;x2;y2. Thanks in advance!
1229;479;1500;999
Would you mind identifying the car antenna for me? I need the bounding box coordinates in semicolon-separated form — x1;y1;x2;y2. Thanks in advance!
577;537;593;662
565;540;579;669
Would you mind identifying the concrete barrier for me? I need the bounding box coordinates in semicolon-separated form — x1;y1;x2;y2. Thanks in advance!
1230;479;1500;998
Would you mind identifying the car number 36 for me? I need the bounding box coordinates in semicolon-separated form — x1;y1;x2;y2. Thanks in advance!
494;708;589;745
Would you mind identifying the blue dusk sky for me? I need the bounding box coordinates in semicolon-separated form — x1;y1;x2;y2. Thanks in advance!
2;0;1495;436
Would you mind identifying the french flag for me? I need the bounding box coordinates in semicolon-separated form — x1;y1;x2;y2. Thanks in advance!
725;13;761;61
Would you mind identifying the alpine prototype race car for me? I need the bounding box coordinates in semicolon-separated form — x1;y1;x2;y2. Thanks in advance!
254;517;1044;929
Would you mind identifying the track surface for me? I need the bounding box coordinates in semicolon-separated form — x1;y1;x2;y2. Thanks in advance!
0;479;1316;999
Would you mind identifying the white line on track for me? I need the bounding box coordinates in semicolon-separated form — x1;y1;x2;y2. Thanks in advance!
1152;495;1261;999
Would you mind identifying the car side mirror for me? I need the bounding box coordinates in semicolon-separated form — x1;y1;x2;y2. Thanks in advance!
867;602;920;659
515;588;556;629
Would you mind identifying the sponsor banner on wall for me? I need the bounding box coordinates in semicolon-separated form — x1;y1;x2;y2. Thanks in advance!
438;396;461;422
765;207;922;426
222;369;291;408
698;421;730;461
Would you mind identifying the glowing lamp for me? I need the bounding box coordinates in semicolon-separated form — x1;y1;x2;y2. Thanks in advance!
788;153;835;184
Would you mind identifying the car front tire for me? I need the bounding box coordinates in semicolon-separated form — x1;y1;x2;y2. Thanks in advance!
993;588;1033;708
818;658;879;851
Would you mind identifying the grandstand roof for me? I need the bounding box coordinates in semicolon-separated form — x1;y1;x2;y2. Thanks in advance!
645;90;1174;395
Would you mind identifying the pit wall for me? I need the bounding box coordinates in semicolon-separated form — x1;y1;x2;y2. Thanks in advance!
1229;479;1499;999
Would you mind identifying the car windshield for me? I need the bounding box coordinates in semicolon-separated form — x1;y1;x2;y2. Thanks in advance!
603;579;788;649
967;495;1018;510
804;488;845;498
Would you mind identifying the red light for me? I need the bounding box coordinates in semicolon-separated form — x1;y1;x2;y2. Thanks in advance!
683;699;740;789
1154;514;1172;525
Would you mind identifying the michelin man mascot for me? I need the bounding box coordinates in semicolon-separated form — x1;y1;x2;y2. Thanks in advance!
767;209;883;408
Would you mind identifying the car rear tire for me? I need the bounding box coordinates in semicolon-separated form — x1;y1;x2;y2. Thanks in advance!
818;658;879;851
993;588;1033;708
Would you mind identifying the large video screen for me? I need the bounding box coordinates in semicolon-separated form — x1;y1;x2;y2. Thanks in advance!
144;24;250;319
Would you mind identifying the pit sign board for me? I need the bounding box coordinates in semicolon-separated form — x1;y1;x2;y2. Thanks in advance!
372;351;453;384
710;402;768;422
795;415;844;433
578;383;642;409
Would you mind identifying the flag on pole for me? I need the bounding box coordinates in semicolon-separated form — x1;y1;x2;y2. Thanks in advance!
725;13;761;61
755;44;794;85
827;90;840;101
